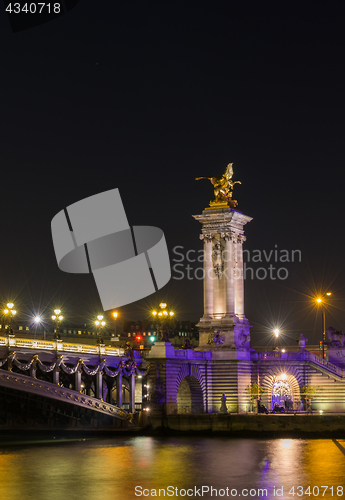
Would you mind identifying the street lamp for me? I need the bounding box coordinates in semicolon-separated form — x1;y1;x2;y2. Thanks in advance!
33;315;42;338
51;308;63;340
151;302;174;341
316;292;332;360
273;328;280;350
95;314;106;345
111;311;118;343
3;302;17;336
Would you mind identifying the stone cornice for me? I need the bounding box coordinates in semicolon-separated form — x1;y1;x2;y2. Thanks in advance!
193;209;252;236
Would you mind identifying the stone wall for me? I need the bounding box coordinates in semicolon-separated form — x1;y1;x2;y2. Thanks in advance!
149;414;345;433
146;342;345;418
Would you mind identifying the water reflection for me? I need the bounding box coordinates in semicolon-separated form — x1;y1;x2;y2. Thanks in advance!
0;437;344;499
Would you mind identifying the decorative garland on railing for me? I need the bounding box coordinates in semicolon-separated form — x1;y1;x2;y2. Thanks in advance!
0;352;150;378
103;360;124;377
37;356;59;373
0;352;15;368
82;362;100;376
0;358;8;368
135;363;150;376
122;361;137;376
13;358;34;371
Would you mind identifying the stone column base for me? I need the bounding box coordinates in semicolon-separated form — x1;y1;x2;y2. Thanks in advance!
195;316;252;355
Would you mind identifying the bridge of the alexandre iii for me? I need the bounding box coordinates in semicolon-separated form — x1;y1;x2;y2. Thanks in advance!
2;167;345;430
0;336;152;429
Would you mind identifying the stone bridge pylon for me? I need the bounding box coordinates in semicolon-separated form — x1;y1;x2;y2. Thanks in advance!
193;206;252;351
146;201;254;418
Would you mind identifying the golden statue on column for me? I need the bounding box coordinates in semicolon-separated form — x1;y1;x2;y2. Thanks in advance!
196;163;241;209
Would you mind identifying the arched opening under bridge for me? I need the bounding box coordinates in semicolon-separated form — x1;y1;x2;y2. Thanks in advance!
272;380;293;408
177;376;204;414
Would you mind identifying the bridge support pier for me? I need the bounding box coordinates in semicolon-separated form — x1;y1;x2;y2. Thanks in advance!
130;373;136;413
96;370;103;400
106;379;114;405
30;364;36;378
53;366;60;386
75;369;81;393
117;373;123;407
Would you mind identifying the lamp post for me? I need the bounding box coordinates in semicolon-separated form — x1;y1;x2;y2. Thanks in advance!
51;309;63;340
111;311;118;343
151;302;174;342
33;315;42;338
95;314;106;345
3;302;17;337
273;328;280;351
316;292;331;360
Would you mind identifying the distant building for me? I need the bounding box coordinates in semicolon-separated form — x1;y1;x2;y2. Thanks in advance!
122;319;199;348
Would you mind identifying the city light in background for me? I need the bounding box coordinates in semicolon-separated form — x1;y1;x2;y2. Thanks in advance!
151;302;174;342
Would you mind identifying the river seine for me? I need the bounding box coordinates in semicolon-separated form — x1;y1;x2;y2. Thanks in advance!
0;436;344;499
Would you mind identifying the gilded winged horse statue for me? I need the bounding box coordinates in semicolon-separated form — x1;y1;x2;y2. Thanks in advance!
196;163;241;207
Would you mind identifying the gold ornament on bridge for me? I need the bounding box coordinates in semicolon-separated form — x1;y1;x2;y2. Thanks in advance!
196;163;241;209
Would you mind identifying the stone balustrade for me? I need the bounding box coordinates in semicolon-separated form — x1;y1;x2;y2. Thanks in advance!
173;349;208;360
254;350;345;378
308;352;345;377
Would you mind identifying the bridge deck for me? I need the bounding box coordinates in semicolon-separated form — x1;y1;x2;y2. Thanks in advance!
0;370;128;419
0;336;125;357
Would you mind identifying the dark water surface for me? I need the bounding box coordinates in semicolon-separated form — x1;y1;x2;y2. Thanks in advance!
0;436;344;499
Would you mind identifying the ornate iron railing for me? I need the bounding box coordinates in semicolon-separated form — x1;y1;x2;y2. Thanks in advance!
0;336;124;356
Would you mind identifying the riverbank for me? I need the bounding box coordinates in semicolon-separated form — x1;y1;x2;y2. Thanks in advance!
148;413;345;435
2;413;345;441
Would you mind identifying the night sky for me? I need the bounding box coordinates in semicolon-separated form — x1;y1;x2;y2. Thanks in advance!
1;0;345;346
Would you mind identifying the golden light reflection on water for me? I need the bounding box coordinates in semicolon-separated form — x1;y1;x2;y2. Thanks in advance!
280;439;293;449
257;439;345;499
0;452;21;496
0;438;344;500
304;440;345;489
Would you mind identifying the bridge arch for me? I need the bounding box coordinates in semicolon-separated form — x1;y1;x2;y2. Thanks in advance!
261;365;302;410
177;375;204;414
